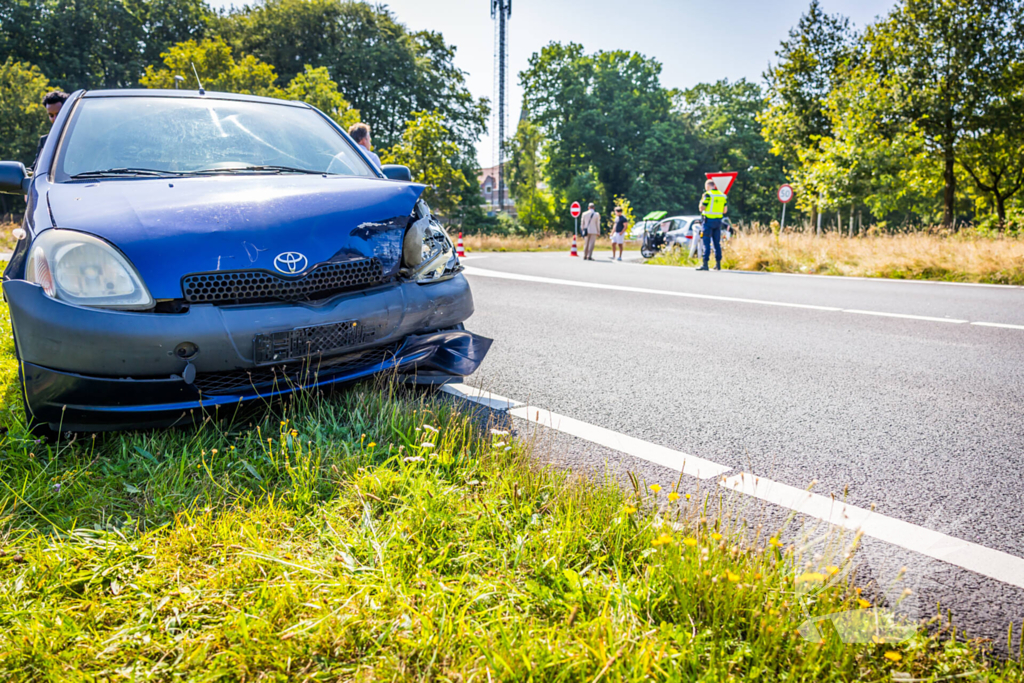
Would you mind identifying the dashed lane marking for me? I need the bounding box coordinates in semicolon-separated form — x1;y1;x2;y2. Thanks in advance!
463;266;1021;330
442;382;1024;591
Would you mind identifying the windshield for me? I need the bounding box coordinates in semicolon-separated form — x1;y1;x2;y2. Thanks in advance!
57;96;375;179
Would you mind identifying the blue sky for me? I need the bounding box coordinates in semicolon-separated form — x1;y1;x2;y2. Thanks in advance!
208;0;897;165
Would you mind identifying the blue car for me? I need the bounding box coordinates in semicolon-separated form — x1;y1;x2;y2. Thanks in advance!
0;89;490;432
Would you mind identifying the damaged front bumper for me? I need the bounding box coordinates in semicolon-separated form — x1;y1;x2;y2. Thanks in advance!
5;274;490;431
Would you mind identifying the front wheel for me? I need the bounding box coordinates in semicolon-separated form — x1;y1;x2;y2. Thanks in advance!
641;243;657;258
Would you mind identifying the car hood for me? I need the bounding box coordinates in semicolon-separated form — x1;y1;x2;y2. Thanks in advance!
46;175;424;300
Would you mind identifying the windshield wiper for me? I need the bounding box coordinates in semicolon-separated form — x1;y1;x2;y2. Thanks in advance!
193;165;325;175
71;168;185;179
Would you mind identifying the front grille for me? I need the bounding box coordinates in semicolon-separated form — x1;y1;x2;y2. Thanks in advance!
182;258;384;305
193;345;401;396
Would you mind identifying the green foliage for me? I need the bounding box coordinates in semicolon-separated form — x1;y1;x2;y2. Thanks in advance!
679;79;787;223
0;58;51;167
222;0;488;157
382;111;468;217
507;119;555;233
140;36;280;96
282;64;360;128
0;0;212;90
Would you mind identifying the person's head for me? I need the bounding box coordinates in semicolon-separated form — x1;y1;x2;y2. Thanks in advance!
348;122;372;150
588;202;595;210
615;207;623;216
705;179;717;192
43;91;70;124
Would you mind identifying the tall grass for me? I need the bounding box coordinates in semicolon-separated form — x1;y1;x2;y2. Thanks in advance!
460;233;638;253
0;300;1019;679
649;231;1024;284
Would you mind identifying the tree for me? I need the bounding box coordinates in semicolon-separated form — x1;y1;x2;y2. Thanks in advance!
223;0;488;155
520;42;671;217
140;37;280;96
628;117;698;218
865;0;1024;228
283;65;359;129
679;79;786;223
0;58;52;166
760;0;856;223
507;120;555;233
0;0;212;90
382;111;468;218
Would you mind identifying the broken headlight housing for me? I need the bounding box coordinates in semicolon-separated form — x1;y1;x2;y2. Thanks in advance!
401;199;460;283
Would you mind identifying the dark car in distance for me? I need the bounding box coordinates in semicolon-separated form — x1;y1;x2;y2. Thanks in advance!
0;89;490;432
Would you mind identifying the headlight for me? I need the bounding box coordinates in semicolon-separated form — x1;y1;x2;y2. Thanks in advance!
25;230;154;309
401;200;459;283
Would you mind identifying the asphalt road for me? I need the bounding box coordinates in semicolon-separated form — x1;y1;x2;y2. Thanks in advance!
458;250;1024;646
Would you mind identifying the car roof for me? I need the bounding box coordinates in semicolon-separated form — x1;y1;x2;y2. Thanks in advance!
81;89;310;108
664;215;701;221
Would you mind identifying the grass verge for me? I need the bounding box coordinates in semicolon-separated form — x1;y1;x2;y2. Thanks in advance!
0;301;1020;679
647;231;1024;285
460;233;639;254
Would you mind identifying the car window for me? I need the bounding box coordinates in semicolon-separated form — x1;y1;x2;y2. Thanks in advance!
57;96;375;179
659;220;673;232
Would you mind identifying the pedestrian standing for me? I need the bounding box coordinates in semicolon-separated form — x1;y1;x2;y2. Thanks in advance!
30;90;69;173
611;206;628;261
580;203;600;260
696;180;728;271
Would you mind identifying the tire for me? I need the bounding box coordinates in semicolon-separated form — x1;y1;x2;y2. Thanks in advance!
641;244;656;258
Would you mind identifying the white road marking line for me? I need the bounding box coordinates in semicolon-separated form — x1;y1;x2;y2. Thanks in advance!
464;266;842;312
441;383;521;410
464;266;1021;330
842;309;968;324
721;473;1024;591
971;321;1024;331
507;405;731;480
444;383;1024;590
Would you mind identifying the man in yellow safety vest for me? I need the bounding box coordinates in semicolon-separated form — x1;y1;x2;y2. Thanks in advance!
697;179;728;271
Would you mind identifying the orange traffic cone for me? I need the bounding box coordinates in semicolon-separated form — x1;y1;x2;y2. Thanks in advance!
570;234;579;257
456;232;466;258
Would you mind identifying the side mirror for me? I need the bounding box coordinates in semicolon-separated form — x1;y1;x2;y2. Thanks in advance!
381;164;412;182
0;162;28;195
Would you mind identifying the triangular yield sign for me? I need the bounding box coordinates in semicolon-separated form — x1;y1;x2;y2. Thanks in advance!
705;172;738;195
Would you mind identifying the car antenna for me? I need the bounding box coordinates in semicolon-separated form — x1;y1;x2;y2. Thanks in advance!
190;62;205;95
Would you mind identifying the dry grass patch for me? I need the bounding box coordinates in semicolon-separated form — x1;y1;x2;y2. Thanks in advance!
459;233;638;253
650;231;1024;285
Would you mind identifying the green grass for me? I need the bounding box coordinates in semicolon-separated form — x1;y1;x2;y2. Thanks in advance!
0;303;1020;680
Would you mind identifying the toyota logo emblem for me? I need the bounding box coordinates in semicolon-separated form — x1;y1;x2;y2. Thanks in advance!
273;252;308;274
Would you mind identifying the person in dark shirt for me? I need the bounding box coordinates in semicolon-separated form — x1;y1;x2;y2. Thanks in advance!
30;91;70;173
611;206;628;261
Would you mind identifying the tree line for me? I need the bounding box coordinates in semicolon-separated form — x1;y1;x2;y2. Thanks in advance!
511;0;1024;234
0;0;487;218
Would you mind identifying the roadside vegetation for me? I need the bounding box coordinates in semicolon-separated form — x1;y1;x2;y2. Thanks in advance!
0;300;1020;680
462;233;636;254
647;229;1024;285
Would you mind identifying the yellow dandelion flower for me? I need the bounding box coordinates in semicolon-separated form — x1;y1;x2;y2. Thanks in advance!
857;599;872;609
726;571;741;582
683;538;698;547
280;421;287;426
649;484;662;493
883;652;901;662
651;533;674;547
825;565;840;575
668;492;679;502
623;506;637;514
872;635;886;644
711;532;722;541
796;572;827;583
230;446;235;451
754;572;762;580
685;493;691;500
291;430;298;437
769;537;782;548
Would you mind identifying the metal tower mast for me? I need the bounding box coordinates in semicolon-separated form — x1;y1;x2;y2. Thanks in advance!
491;0;511;213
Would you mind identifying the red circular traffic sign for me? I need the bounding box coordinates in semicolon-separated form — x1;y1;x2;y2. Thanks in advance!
570;201;581;217
777;184;794;204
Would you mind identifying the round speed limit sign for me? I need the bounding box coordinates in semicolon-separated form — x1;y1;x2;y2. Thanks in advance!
777;184;794;203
